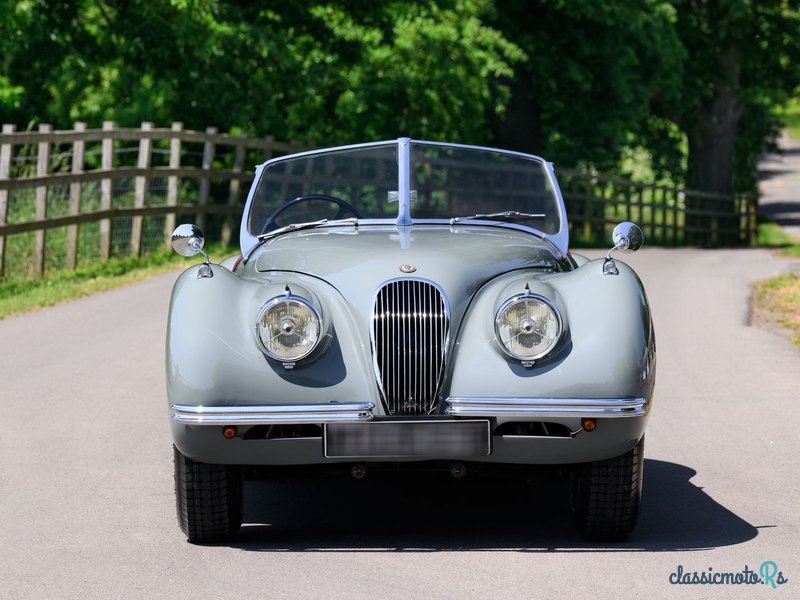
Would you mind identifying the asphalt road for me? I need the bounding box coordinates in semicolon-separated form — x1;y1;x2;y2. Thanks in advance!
1;248;799;599
759;132;800;239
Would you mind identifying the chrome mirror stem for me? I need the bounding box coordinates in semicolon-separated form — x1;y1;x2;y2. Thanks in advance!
172;224;213;278
196;249;213;278
603;222;643;276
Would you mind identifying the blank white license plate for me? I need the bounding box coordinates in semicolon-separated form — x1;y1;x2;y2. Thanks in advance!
324;420;491;458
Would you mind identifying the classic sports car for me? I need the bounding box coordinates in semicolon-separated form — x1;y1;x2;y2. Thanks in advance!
167;138;655;544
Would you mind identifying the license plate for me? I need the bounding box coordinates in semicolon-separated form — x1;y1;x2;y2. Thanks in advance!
324;420;491;458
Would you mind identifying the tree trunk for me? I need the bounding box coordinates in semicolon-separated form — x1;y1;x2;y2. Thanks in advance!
685;52;743;244
686;60;742;195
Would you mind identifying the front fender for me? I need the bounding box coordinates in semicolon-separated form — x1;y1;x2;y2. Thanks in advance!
446;258;656;402
165;265;380;413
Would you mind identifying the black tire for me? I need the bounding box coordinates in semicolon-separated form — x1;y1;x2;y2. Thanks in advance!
570;435;644;542
174;445;243;544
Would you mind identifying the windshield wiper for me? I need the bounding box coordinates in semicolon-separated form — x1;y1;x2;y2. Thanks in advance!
257;218;358;240
449;211;546;225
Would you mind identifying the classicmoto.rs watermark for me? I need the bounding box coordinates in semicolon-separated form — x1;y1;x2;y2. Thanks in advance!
669;562;789;589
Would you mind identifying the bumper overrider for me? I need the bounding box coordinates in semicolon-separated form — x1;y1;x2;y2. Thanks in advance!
171;397;647;425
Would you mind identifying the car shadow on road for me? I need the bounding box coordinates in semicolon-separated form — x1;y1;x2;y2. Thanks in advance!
231;459;759;553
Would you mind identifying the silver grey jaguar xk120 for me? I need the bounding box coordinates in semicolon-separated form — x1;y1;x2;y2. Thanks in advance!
168;138;655;544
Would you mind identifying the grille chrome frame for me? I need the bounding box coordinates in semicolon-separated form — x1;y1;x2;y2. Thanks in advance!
370;278;450;416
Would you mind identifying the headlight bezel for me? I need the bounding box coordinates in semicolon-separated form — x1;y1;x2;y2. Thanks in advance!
493;292;563;363
255;294;324;363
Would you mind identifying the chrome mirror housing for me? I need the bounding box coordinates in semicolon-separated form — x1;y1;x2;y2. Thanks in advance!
171;224;213;278
172;224;205;257
603;222;643;276
612;222;644;253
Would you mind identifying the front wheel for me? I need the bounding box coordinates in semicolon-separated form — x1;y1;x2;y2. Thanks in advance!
570;436;644;542
174;445;243;544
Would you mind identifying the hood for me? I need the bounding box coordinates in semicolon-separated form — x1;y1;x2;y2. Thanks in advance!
251;225;560;321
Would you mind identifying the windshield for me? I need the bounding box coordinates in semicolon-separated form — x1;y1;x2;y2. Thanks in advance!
409;143;559;233
244;139;565;250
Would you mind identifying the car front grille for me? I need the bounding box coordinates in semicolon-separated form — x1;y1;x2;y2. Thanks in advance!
371;279;449;416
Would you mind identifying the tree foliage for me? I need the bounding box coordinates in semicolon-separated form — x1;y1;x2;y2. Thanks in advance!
489;0;685;175
1;0;799;194
0;0;524;145
671;0;800;193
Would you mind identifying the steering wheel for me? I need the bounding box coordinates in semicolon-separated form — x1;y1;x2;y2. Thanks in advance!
261;194;364;235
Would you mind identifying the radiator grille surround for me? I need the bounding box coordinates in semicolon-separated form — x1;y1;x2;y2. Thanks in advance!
371;278;450;416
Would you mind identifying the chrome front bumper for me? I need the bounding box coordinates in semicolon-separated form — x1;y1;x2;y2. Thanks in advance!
172;402;375;425
444;397;647;418
172;397;646;425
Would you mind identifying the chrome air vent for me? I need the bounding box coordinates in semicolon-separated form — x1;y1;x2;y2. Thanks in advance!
371;279;450;416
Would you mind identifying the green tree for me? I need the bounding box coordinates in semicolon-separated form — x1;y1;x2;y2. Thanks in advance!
670;0;800;194
310;1;524;144
2;0;798;199
0;1;523;146
488;0;685;176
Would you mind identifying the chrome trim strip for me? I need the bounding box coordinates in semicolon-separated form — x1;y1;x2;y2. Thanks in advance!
445;397;647;418
257;140;397;168
172;402;375;425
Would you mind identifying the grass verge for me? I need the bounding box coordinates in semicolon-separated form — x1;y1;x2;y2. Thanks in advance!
779;99;800;142
0;243;236;320
753;218;800;348
757;218;800;257
752;273;800;348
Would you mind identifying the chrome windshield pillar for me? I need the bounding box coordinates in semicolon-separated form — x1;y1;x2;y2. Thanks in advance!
396;137;412;227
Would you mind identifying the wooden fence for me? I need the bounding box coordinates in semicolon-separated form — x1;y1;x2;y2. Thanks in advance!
0;121;302;279
559;169;757;248
0;123;757;279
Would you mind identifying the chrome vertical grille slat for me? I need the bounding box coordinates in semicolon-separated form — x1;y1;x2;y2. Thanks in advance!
371;279;449;416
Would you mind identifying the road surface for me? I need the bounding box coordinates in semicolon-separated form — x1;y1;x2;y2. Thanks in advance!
759;132;800;239
1;248;798;599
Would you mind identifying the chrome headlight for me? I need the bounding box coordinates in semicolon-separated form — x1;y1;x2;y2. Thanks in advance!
256;295;322;362
494;294;562;362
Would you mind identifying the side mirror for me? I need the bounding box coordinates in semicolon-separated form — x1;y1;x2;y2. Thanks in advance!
171;224;213;278
603;222;643;276
171;224;206;257
612;222;644;253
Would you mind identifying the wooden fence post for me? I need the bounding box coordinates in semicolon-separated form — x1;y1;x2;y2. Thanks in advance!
65;122;86;270
197;126;217;231
0;124;15;277
99;120;114;260
130;122;152;257
221;136;246;247
33;124;51;278
747;195;758;246
164;121;183;247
